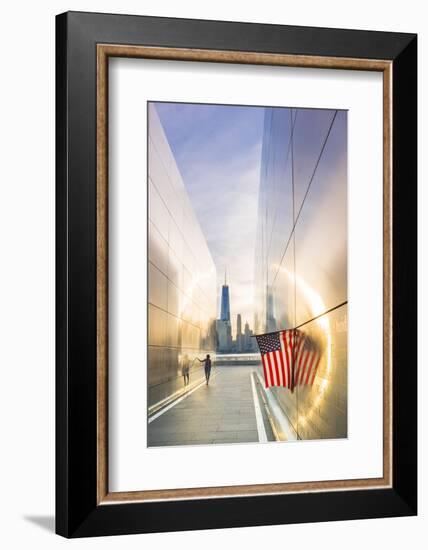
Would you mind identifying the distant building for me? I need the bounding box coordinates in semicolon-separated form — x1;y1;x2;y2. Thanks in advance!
236;314;243;352
244;321;250;349
217;271;233;352
220;273;231;322
242;322;254;351
237;313;242;334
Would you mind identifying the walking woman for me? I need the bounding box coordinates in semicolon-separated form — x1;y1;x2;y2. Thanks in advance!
196;354;212;385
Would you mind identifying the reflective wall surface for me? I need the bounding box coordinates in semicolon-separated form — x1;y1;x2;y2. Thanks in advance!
254;107;347;439
148;104;217;408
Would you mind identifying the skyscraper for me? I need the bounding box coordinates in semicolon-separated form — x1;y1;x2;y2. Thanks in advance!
217;270;232;352
236;313;243;352
220;271;231;322
244;321;251;350
216;318;232;352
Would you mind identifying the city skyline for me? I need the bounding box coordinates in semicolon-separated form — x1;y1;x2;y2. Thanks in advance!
216;277;257;351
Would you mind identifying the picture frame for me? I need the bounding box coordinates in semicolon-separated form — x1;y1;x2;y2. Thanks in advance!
56;11;417;537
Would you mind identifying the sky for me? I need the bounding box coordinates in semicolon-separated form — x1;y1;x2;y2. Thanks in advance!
155;102;265;332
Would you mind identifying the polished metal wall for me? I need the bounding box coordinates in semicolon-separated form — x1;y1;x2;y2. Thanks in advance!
148;104;217;407
254;107;347;439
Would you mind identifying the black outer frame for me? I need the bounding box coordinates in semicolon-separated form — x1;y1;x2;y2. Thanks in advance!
56;11;417;538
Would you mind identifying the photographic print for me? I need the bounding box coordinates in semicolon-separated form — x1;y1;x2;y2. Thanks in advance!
147;101;347;447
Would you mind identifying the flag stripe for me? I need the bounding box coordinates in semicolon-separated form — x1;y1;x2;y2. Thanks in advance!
277;347;287;387
263;354;270;388
265;353;273;387
272;351;281;386
281;331;289;388
264;354;272;387
307;351;320;386
269;353;278;386
275;349;285;387
276;350;285;386
261;355;269;388
274;353;280;386
294;331;305;384
289;333;293;388
282;331;292;388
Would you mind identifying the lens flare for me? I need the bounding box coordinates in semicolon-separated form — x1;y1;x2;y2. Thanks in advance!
278;266;333;429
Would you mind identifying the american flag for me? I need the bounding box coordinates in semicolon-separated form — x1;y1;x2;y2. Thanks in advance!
255;329;321;390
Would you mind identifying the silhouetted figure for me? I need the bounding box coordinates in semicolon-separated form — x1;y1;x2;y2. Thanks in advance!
197;354;212;385
181;354;190;387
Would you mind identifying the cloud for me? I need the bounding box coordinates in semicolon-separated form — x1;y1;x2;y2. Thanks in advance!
155;102;264;328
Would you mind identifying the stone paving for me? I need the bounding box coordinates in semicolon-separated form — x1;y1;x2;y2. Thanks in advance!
148;366;274;447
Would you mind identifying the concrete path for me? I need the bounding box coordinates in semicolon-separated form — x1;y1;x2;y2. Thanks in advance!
148;366;275;447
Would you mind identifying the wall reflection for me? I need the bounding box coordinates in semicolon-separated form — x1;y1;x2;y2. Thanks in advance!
148;104;217;408
254;107;347;439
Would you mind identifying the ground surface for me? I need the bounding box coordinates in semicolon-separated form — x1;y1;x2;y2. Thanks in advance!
148;366;275;446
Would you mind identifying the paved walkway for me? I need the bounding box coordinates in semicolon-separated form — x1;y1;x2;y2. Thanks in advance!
148;366;275;447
